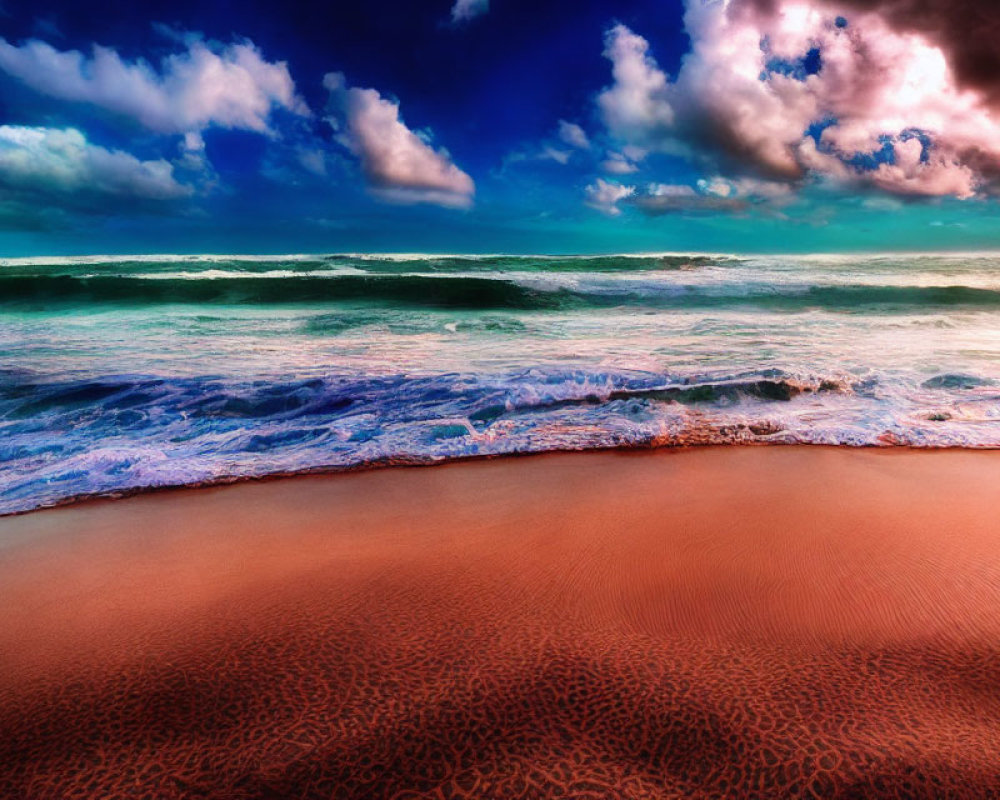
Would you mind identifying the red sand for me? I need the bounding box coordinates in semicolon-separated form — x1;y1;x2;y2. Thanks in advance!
2;447;1000;798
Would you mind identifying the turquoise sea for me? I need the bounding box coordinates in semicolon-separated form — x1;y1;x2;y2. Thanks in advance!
3;252;1000;514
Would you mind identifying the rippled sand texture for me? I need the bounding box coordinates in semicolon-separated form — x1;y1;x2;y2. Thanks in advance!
2;447;1000;798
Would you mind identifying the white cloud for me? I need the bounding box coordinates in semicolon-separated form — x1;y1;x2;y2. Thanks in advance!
621;144;649;162
501;144;571;170
173;130;217;190
505;122;588;169
0;35;308;136
452;0;489;23
296;148;328;176
697;177;733;197
648;183;697;198
630;176;796;215
182;132;204;152
557;120;590;150
728;176;796;202
862;195;904;212
326;73;475;209
540;146;571;164
601;151;640;174
596;24;676;153
634;181;745;214
595;5;1000;200
584;178;635;215
698;175;796;204
0;125;192;199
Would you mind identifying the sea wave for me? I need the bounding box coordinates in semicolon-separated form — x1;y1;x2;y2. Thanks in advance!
7;272;1000;311
3;366;1000;515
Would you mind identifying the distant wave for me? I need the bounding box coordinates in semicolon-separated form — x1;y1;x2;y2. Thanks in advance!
6;272;1000;311
0;252;727;268
0;274;563;309
321;254;720;273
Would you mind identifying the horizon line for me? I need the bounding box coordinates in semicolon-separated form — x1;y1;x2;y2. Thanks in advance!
3;248;1000;265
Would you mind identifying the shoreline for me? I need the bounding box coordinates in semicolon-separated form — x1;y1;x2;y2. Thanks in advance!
3;446;1000;797
5;441;1000;520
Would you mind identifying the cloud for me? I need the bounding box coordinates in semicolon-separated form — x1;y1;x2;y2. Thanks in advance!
325;72;475;209
172;130;218;192
648;183;697;198
0;35;308;135
0;125;192;200
505;122;590;169
596;4;1000;200
634;194;746;216
697;177;733;198
584;178;635;215
760;0;1000;109
631;181;743;214
451;0;489;23
504;145;571;168
596;24;676;154
539;146;571;165
296;148;329;177
601;151;640;174
862;195;904;212
629;176;795;216
557;120;590;150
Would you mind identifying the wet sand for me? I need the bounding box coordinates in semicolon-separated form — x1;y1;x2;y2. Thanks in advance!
2;447;1000;798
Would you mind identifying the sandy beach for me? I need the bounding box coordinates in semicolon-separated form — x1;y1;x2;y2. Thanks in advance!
2;446;1000;798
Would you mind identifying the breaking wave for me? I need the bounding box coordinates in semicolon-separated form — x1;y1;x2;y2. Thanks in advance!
6;271;1000;312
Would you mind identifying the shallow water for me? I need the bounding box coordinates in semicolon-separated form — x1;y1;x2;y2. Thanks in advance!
3;251;1000;514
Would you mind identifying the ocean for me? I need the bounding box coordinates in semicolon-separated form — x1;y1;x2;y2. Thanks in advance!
2;251;1000;514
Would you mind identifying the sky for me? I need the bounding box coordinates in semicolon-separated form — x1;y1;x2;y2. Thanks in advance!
0;0;999;255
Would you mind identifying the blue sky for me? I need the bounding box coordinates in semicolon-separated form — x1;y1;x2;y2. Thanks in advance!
0;0;998;255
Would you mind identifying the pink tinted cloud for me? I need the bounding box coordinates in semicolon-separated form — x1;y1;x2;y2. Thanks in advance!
597;0;1000;199
326;74;475;209
761;0;1000;108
